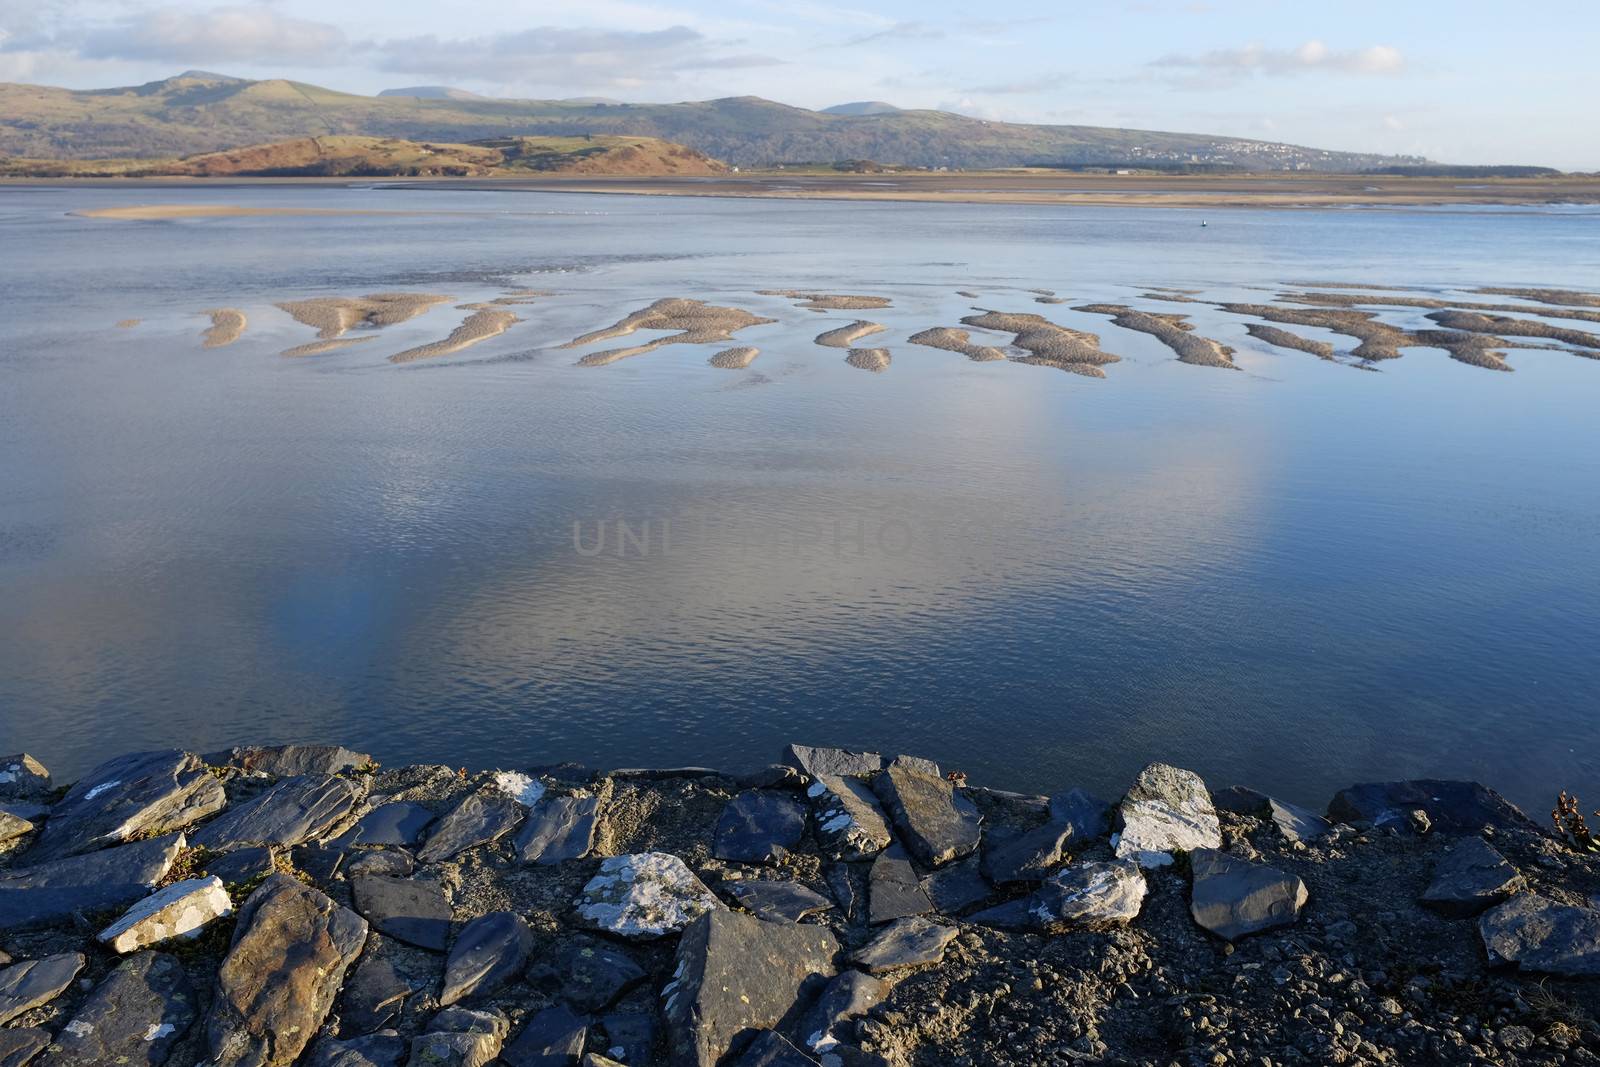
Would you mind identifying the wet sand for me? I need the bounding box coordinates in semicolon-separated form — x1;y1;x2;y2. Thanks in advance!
563;298;775;366
1425;310;1600;350
815;321;887;348
907;327;1008;362
277;293;453;339
1282;291;1600;324
708;346;760;369
115;319;140;328
1074;304;1237;370
960;311;1121;376
389;309;519;364
201;308;246;348
1219;304;1410;361
845;348;891;372
758;290;893;312
282;337;377;358
1473;287;1600;308
1244;323;1335;361
1409;330;1514;372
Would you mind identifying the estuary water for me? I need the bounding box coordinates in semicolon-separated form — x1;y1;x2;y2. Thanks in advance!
2;183;1598;814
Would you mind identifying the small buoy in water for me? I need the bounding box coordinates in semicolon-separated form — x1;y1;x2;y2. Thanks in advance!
1200;220;1209;227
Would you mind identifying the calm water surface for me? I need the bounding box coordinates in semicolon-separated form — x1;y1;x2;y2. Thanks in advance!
3;184;1598;813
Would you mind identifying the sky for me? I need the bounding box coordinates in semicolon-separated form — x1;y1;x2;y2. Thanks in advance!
2;1;1597;169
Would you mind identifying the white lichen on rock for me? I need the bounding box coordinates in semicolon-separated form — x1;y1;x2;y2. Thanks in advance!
491;770;547;808
1113;762;1222;868
97;875;233;953
575;853;723;939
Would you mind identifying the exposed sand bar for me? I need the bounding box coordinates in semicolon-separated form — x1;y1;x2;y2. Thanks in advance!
1473;287;1600;308
563;298;775;367
1244;323;1335;361
815;321;887;348
845;348;891;372
1074;304;1237;370
960;311;1120;377
1218;304;1410;361
201;308;246;348
277;293;453;339
1425;310;1600;350
389;309;519;364
282;337;377;358
115;319;140;328
758;290;892;311
708;346;759;369
907;327;1007;362
1409;330;1514;372
74;205;441;220
1281;291;1600;324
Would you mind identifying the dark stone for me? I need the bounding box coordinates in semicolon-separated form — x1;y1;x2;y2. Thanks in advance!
731;1032;812;1066
868;844;932;924
338;803;435;848
727;879;832;924
307;1031;409;1067
1421;837;1526;918
782;745;885;780
514;794;600;865
339;956;414;1036
207;874;369;1067
204;845;277;886
346;850;415;879
1327;780;1534;834
965;898;1038;930
808;776;892;861
736;765;808;791
921;856;994;915
0;755;51;801
825;865;862;924
713;791;807;865
598;1012;657;1067
193;774;364;851
0;953;85;1026
800;970;887;1053
664;910;839;1067
294;842;349;883
850;916;956;973
981;822;1072;885
26;749;226;862
351;874;453;951
0;808;33;845
36;951;194;1067
1046;788;1111;840
1480;895;1600;975
0;833;183;931
1212;787;1331;843
502;1005;589;1067
1212;786;1270;815
409;1007;508;1067
417;791;525;864
1031;861;1148;930
214;744;372;778
0;1028;49;1067
1189;849;1307;941
441;911;534;1005
870;764;981;868
528;938;646;1013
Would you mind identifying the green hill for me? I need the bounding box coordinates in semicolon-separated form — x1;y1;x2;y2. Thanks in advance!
0;71;1427;172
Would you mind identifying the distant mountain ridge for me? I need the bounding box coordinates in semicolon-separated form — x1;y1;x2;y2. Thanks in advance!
0;71;1429;172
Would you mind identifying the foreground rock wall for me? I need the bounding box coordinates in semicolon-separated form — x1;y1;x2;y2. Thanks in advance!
1;743;1598;1066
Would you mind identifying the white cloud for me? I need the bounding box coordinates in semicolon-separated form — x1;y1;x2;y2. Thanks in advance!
73;6;347;65
1153;40;1405;78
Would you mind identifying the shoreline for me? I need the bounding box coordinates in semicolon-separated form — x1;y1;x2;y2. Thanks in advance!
2;742;1597;1065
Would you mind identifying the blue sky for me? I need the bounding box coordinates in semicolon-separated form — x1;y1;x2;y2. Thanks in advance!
2;1;1597;168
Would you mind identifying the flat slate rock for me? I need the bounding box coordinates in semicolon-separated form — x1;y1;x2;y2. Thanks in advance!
409;1007;507;1067
1189;848;1307;941
307;1032;409;1067
215;744;372;777
1029;861;1148;930
727;879;833;923
783;745;887;780
207;874;369;1067
921;856;994;915
1047;788;1112;840
0;1028;49;1067
802;969;888;1053
576;852;724;939
1113;762;1222;868
809;775;893;861
872;764;982;869
1480;895;1600;976
417;791;526;864
513;793;600;865
0;832;184;931
714;790;807;864
501;1004;588;1067
597;1011;657;1066
347;850;415;879
528;937;646;1013
1421;837;1527;918
868;844;933;924
98;875;233;952
339;957;413;1036
441;911;534;1005
352;874;453;951
205;845;277;886
338;802;435;848
0;755;51;801
851;916;957;973
36;951;194;1067
193;774;363;851
981;822;1072;885
825;864;863;924
0;953;85;1025
1327;779;1533;833
664;910;839;1067
0;808;33;845
1213;787;1332;843
26;749;225;862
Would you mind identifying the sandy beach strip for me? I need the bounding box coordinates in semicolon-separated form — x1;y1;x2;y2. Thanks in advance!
845;348;892;372
708;346;760;369
74;205;439;221
1074;304;1237;370
1244;323;1335;361
389;309;519;364
282;337;378;358
907;327;1007;362
959;311;1121;374
201;308;247;348
815;321;887;348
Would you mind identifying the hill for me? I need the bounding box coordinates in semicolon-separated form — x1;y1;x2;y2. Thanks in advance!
0;134;728;178
377;86;487;101
821;101;902;116
0;71;1428;172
